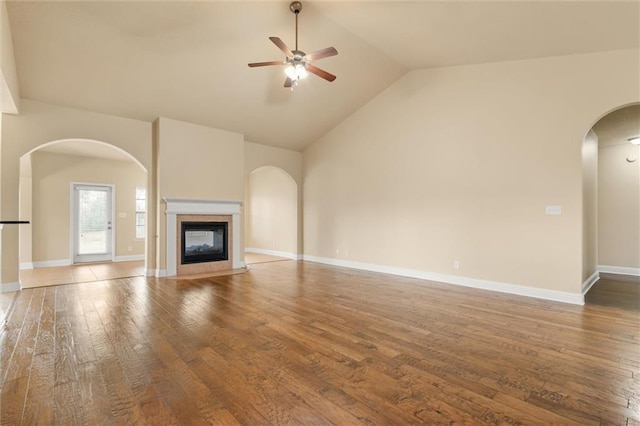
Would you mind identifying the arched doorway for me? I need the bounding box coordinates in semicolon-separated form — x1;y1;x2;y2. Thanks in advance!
582;103;640;301
244;166;298;262
19;139;147;288
592;105;640;275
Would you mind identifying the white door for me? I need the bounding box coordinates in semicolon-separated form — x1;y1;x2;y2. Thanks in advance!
73;184;114;263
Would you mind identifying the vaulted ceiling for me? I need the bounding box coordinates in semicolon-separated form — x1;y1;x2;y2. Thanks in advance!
6;1;639;151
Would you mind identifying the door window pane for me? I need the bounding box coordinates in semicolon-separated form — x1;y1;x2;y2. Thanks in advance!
78;189;108;254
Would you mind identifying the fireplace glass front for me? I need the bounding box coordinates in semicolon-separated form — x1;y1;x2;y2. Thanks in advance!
181;221;228;264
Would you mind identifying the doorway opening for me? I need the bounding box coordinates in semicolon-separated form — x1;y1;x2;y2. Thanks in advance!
582;103;640;299
18;139;147;288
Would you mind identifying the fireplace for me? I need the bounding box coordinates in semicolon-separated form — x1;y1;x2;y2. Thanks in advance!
175;213;234;276
164;198;243;277
181;221;228;265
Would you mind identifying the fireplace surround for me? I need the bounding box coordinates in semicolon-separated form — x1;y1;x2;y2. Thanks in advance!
164;198;243;276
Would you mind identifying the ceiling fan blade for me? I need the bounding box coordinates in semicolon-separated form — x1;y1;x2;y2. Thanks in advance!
306;64;337;82
284;77;293;88
304;46;338;62
269;36;293;57
248;60;285;68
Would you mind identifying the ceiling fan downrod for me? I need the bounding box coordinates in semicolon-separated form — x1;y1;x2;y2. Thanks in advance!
290;1;302;51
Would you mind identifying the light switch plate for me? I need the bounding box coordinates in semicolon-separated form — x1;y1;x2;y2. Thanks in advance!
545;205;562;215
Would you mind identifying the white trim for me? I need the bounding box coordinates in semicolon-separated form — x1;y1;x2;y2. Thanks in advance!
302;255;585;305
20;262;34;271
24;256;143;269
32;259;72;268
147;269;166;277
2;282;20;293
598;265;640;277
164;198;242;213
581;271;600;294
114;255;145;262
163;198;243;276
245;247;298;260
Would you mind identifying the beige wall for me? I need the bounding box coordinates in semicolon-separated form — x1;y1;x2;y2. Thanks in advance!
303;49;640;296
244;141;302;254
1;100;152;288
1;0;19;113
157;117;243;200
244;141;302;183
30;151;145;264
598;143;640;270
246;166;297;256
582;130;598;282
155;117;244;272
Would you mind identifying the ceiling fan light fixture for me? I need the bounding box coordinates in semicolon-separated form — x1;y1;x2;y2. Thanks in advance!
285;63;308;81
248;1;338;88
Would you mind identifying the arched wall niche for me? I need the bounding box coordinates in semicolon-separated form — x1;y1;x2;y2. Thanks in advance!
245;165;298;259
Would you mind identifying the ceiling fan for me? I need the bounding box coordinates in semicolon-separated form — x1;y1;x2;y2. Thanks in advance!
248;1;338;88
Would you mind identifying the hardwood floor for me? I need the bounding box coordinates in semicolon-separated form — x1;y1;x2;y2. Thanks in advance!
1;261;638;425
586;273;640;311
245;252;291;265
19;260;145;288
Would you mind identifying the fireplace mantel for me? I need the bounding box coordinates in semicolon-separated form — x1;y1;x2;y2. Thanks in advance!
164;198;243;276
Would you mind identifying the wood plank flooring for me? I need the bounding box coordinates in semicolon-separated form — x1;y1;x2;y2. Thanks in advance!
19;260;145;288
1;261;639;425
245;252;291;265
586;273;640;311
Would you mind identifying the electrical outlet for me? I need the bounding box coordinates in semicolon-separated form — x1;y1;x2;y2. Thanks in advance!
453;260;460;269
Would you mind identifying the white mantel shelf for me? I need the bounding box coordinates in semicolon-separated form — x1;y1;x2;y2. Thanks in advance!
164;198;243;276
164;198;243;213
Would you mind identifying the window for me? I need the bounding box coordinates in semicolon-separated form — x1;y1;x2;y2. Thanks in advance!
135;187;146;239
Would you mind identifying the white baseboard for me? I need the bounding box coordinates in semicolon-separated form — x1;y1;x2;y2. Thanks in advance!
598;265;640;277
148;269;166;277
28;256;143;269
302;255;585;305
20;262;34;271
32;259;72;268
1;282;20;293
246;247;299;260
581;271;600;294
114;255;145;262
